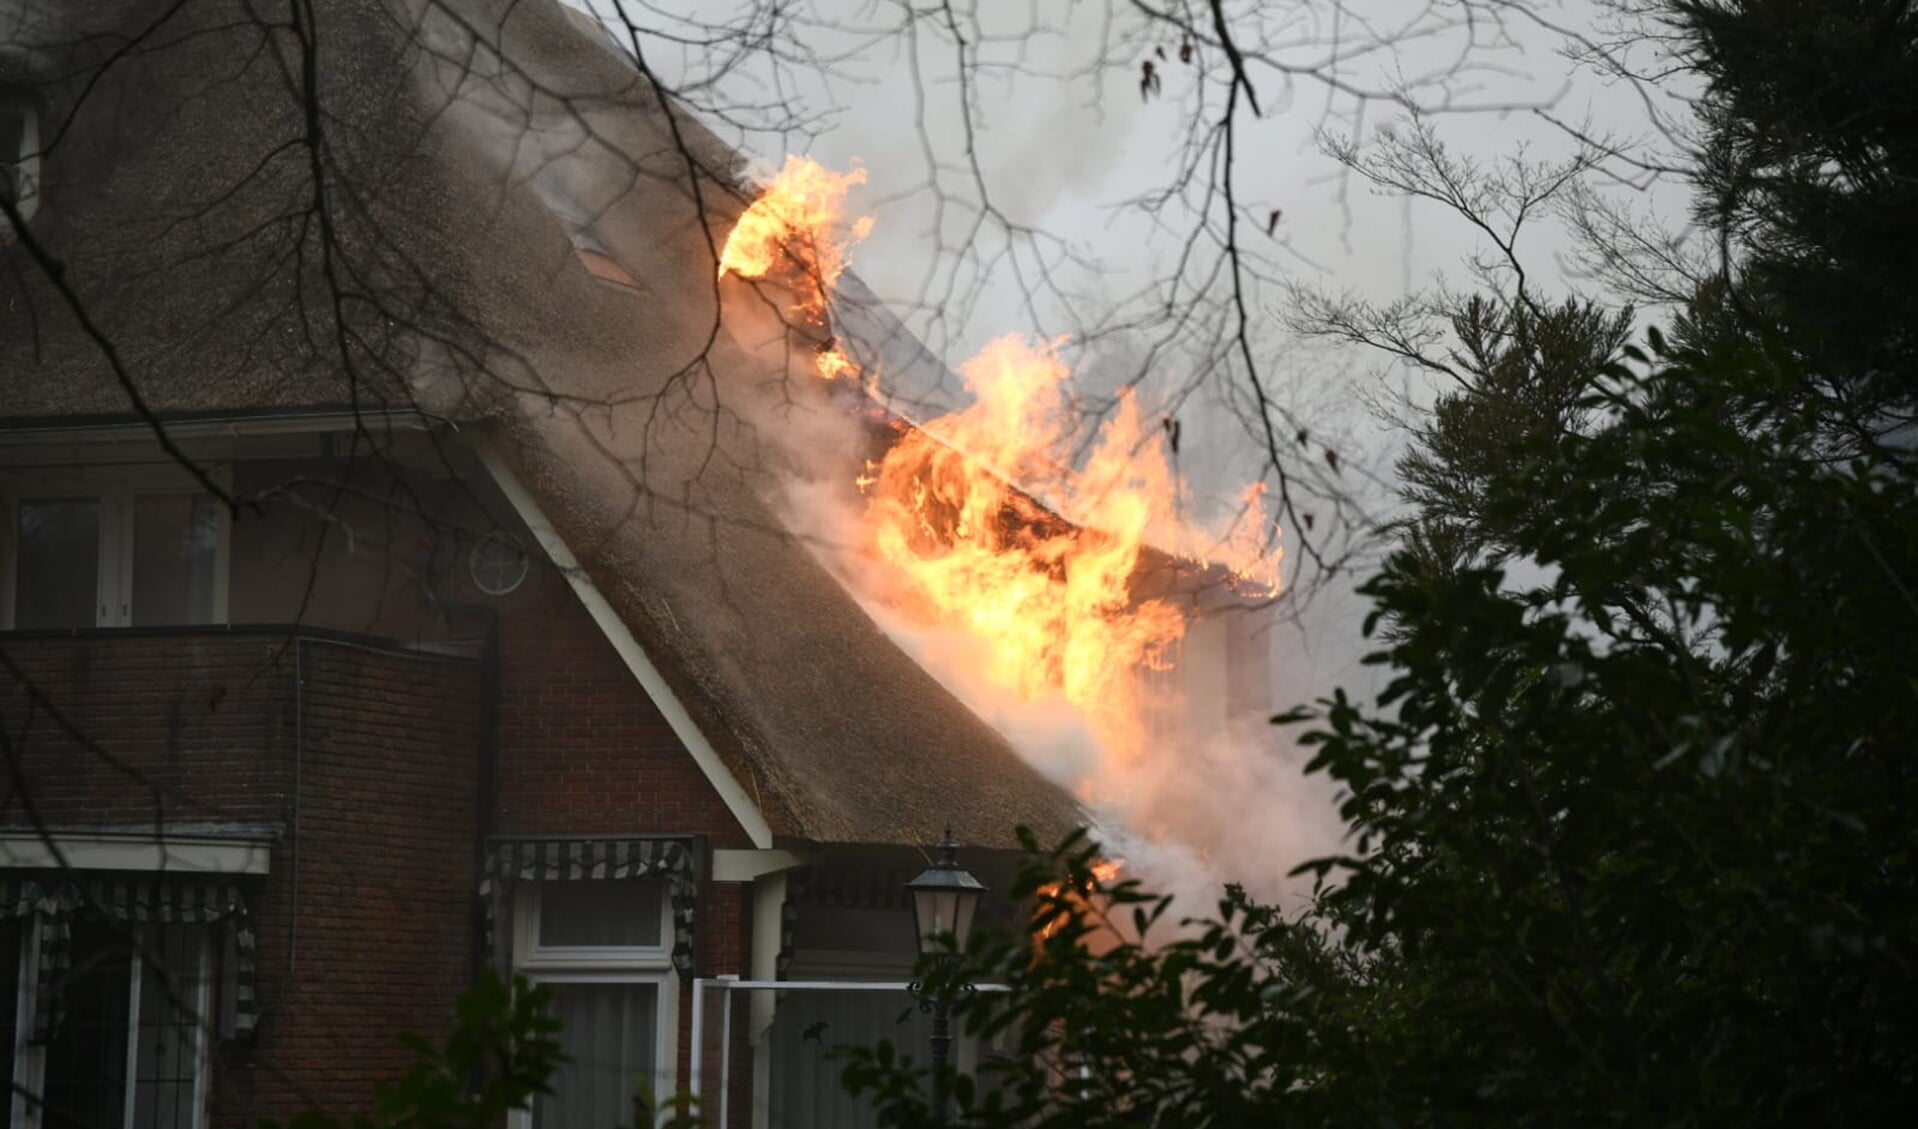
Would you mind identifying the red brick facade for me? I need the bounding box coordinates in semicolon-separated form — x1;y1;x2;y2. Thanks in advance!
0;632;296;829
493;564;751;849
0;467;768;1126
486;560;759;1115
0;630;485;1125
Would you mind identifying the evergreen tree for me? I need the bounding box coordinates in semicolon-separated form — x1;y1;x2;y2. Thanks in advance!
1676;0;1918;410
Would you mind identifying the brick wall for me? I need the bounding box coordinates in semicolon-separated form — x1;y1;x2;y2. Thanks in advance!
0;631;296;828
222;636;484;1127
488;562;762;1112
225;456;755;850
0;629;485;1129
493;563;751;850
686;880;754;1101
1;446;772;1123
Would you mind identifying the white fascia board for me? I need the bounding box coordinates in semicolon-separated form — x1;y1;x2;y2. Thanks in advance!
712;848;810;883
474;440;775;849
0;832;272;874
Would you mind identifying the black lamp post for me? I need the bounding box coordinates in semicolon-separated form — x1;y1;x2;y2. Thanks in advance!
905;827;986;1122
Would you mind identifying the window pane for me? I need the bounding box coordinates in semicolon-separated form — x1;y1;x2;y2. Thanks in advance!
132;494;218;627
771;987;930;1129
43;923;132;1129
0;109;24;202
15;498;101;629
535;982;660;1129
133;925;206;1129
538;880;664;949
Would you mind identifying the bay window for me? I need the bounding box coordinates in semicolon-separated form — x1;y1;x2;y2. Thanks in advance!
2;470;227;630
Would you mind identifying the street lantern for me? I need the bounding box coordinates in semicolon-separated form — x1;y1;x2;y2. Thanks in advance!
904;827;986;1123
906;827;987;955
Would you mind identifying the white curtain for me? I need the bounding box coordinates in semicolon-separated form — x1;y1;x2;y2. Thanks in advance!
536;982;659;1129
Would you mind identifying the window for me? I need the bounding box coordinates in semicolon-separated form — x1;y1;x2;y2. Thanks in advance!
468;531;530;597
0;86;40;226
2;470;228;630
2;921;19;1119
514;879;675;1129
0;869;257;1129
10;920;212;1129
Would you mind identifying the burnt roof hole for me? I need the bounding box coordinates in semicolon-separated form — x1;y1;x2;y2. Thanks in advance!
546;188;643;291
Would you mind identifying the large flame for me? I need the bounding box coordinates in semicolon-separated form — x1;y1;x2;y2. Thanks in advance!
720;156;1283;780
862;335;1280;758
719;155;872;381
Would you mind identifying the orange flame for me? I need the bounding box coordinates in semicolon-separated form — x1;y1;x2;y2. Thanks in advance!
861;335;1281;758
1036;858;1128;941
815;341;858;382
718;155;873;333
716;156;1283;764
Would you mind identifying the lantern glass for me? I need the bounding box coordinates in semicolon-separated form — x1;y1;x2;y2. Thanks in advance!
905;833;987;955
950;886;979;948
912;887;951;955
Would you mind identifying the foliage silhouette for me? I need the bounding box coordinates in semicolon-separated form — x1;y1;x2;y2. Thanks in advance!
837;319;1918;1125
264;971;698;1129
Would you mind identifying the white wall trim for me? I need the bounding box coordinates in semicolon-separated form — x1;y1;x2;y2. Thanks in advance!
474;440;775;849
711;848;809;883
0;832;272;874
749;871;788;1129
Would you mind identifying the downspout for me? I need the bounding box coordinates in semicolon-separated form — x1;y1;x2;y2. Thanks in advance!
289;636;303;974
449;603;501;981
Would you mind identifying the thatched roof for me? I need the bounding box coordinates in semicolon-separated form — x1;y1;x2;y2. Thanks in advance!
0;0;1082;849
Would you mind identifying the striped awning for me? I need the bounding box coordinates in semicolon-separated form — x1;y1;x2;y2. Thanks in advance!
0;874;257;1042
480;836;698;978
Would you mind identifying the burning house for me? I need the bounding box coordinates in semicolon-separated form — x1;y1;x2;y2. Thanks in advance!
0;1;1278;1128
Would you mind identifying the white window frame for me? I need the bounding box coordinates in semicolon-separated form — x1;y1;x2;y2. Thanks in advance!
8;917;213;1129
0;464;231;630
511;881;679;1129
